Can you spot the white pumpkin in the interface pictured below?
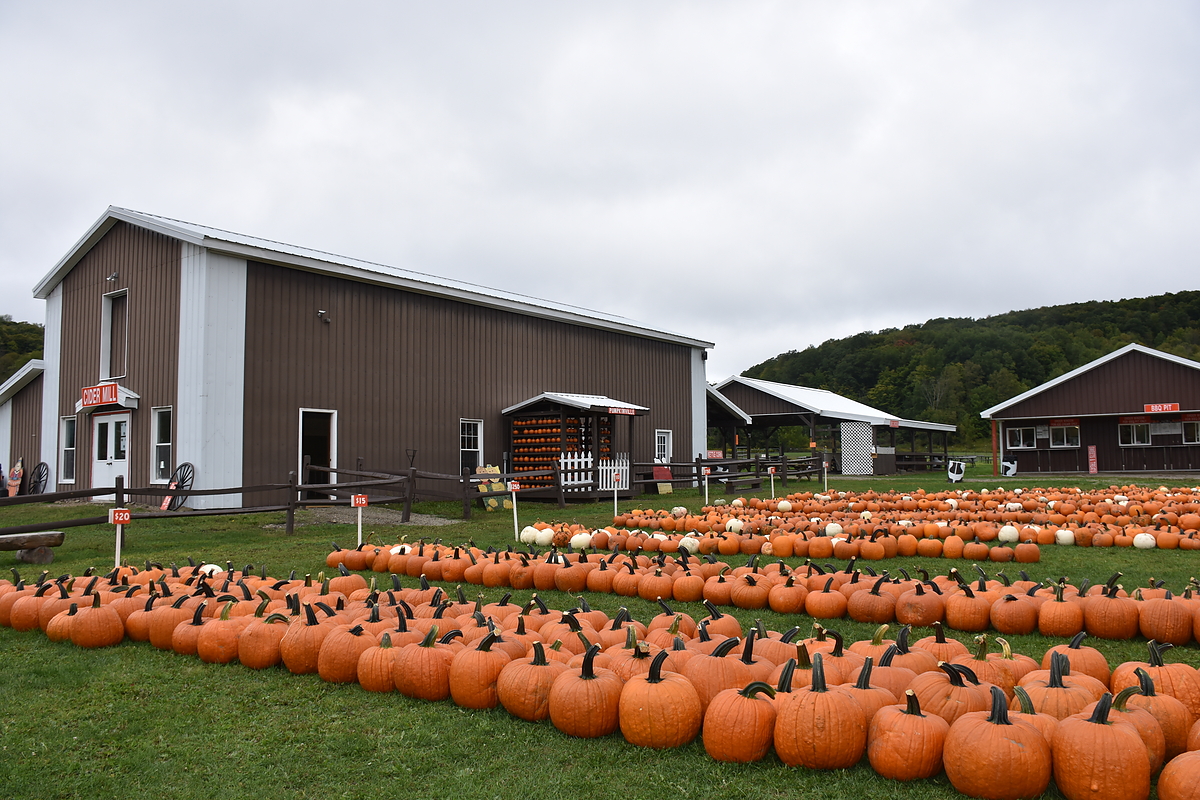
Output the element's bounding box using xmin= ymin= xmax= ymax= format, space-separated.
xmin=897 ymin=519 xmax=915 ymax=527
xmin=776 ymin=500 xmax=793 ymax=513
xmin=677 ymin=536 xmax=700 ymax=554
xmin=519 ymin=525 xmax=540 ymax=544
xmin=731 ymin=498 xmax=745 ymax=508
xmin=1055 ymin=529 xmax=1076 ymax=546
xmin=726 ymin=519 xmax=745 ymax=535
xmin=997 ymin=525 xmax=1020 ymax=543
xmin=671 ymin=506 xmax=688 ymax=518
xmin=946 ymin=498 xmax=959 ymax=510
xmin=197 ymin=563 xmax=222 ymax=577
xmin=389 ymin=544 xmax=411 ymax=555
xmin=534 ymin=527 xmax=556 ymax=547
xmin=860 ymin=511 xmax=872 ymax=520
xmin=1133 ymin=533 xmax=1158 ymax=550
xmin=569 ymin=532 xmax=593 ymax=550
xmin=825 ymin=522 xmax=844 ymax=537
xmin=1005 ymin=502 xmax=1024 ymax=513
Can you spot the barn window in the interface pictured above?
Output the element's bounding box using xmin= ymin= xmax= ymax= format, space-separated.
xmin=1185 ymin=421 xmax=1200 ymax=444
xmin=1005 ymin=427 xmax=1036 ymax=449
xmin=60 ymin=417 xmax=76 ymax=484
xmin=460 ymin=419 xmax=482 ymax=473
xmin=151 ymin=407 xmax=173 ymax=483
xmin=100 ymin=289 xmax=128 ymax=380
xmin=1049 ymin=425 xmax=1079 ymax=448
xmin=1119 ymin=423 xmax=1150 ymax=446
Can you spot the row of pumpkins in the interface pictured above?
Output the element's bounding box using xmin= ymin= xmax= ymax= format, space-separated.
xmin=329 ymin=538 xmax=1200 ymax=645
xmin=2 ymin=563 xmax=1199 ymax=800
xmin=604 ymin=483 xmax=1200 ymax=554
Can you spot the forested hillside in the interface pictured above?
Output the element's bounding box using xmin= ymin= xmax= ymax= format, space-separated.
xmin=743 ymin=291 xmax=1200 ymax=446
xmin=0 ymin=315 xmax=44 ymax=385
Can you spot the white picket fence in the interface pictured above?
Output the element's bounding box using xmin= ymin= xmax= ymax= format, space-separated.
xmin=559 ymin=451 xmax=629 ymax=492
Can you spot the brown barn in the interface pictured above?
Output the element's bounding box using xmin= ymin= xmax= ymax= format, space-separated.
xmin=980 ymin=343 xmax=1200 ymax=474
xmin=3 ymin=207 xmax=713 ymax=507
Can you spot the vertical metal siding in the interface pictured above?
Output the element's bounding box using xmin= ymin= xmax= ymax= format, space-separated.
xmin=242 ymin=261 xmax=695 ymax=499
xmin=1000 ymin=350 xmax=1200 ymax=418
xmin=8 ymin=374 xmax=43 ymax=472
xmin=56 ymin=222 xmax=180 ymax=493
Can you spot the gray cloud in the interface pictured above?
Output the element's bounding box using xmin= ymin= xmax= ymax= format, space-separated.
xmin=2 ymin=1 xmax=1197 ymax=381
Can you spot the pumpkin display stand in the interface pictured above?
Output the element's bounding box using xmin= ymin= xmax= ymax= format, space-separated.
xmin=502 ymin=392 xmax=644 ymax=501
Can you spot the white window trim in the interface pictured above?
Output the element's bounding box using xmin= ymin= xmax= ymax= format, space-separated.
xmin=460 ymin=418 xmax=483 ymax=472
xmin=1184 ymin=421 xmax=1200 ymax=445
xmin=59 ymin=416 xmax=77 ymax=484
xmin=1006 ymin=426 xmax=1036 ymax=449
xmin=99 ymin=289 xmax=129 ymax=381
xmin=150 ymin=406 xmax=173 ymax=484
xmin=1049 ymin=425 xmax=1080 ymax=449
xmin=1118 ymin=422 xmax=1151 ymax=447
xmin=655 ymin=429 xmax=673 ymax=463
xmin=297 ymin=407 xmax=338 ymax=485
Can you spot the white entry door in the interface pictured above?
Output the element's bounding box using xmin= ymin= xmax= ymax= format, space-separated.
xmin=93 ymin=412 xmax=130 ymax=497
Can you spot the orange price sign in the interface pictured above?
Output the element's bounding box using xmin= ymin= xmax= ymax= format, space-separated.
xmin=351 ymin=494 xmax=368 ymax=507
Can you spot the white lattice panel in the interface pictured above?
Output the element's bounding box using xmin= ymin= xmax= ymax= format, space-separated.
xmin=840 ymin=421 xmax=874 ymax=475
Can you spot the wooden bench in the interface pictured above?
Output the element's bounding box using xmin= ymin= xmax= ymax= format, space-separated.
xmin=0 ymin=531 xmax=65 ymax=564
xmin=720 ymin=476 xmax=762 ymax=493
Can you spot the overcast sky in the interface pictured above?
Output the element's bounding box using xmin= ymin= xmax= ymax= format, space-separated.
xmin=2 ymin=1 xmax=1198 ymax=380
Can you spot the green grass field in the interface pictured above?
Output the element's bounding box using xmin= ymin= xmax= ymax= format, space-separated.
xmin=2 ymin=474 xmax=1197 ymax=799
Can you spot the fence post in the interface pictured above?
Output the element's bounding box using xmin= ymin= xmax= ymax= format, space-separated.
xmin=554 ymin=465 xmax=565 ymax=508
xmin=402 ymin=468 xmax=415 ymax=523
xmin=115 ymin=475 xmax=125 ymax=547
xmin=286 ymin=471 xmax=296 ymax=535
xmin=461 ymin=468 xmax=473 ymax=521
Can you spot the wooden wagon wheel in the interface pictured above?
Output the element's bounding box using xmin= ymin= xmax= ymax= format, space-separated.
xmin=28 ymin=462 xmax=50 ymax=494
xmin=166 ymin=462 xmax=195 ymax=511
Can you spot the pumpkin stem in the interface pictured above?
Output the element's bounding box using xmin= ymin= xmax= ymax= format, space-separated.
xmin=579 ymin=644 xmax=601 ymax=679
xmin=645 ymin=649 xmax=671 ymax=684
xmin=902 ymin=689 xmax=924 ymax=716
xmin=712 ymin=637 xmax=741 ymax=659
xmin=1112 ymin=685 xmax=1140 ymax=712
xmin=985 ymin=685 xmax=1013 ymax=725
xmin=1013 ymin=685 xmax=1037 ymax=715
xmin=739 ymin=681 xmax=777 ymax=700
xmin=853 ymin=656 xmax=875 ymax=690
xmin=1086 ymin=692 xmax=1114 ymax=724
xmin=1134 ymin=667 xmax=1158 ymax=697
xmin=809 ymin=652 xmax=828 ymax=692
xmin=775 ymin=659 xmax=797 ymax=693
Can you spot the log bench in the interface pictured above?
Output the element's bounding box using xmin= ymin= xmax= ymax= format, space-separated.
xmin=0 ymin=531 xmax=65 ymax=564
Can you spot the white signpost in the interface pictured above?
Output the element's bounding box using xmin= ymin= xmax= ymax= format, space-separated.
xmin=509 ymin=481 xmax=521 ymax=541
xmin=768 ymin=465 xmax=776 ymax=498
xmin=109 ymin=507 xmax=131 ymax=568
xmin=612 ymin=471 xmax=622 ymax=520
xmin=351 ymin=494 xmax=369 ymax=546
xmin=702 ymin=466 xmax=711 ymax=505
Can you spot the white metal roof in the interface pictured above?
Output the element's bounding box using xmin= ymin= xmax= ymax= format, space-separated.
xmin=979 ymin=343 xmax=1200 ymax=419
xmin=502 ymin=392 xmax=650 ymax=415
xmin=716 ymin=375 xmax=957 ymax=432
xmin=33 ymin=206 xmax=714 ymax=350
xmin=0 ymin=359 xmax=44 ymax=406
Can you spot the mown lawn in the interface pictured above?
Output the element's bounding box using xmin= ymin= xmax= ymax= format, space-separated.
xmin=2 ymin=474 xmax=1197 ymax=799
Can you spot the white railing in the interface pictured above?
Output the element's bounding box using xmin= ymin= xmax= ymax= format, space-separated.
xmin=559 ymin=451 xmax=629 ymax=492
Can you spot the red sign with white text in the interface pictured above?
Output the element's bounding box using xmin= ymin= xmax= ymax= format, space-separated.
xmin=607 ymin=407 xmax=635 ymax=416
xmin=351 ymin=494 xmax=368 ymax=508
xmin=1087 ymin=446 xmax=1098 ymax=475
xmin=1144 ymin=403 xmax=1180 ymax=413
xmin=109 ymin=507 xmax=131 ymax=525
xmin=82 ymin=383 xmax=119 ymax=407
xmin=1119 ymin=416 xmax=1151 ymax=425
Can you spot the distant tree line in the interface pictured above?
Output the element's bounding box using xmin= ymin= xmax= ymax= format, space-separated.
xmin=742 ymin=291 xmax=1200 ymax=447
xmin=0 ymin=315 xmax=44 ymax=385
